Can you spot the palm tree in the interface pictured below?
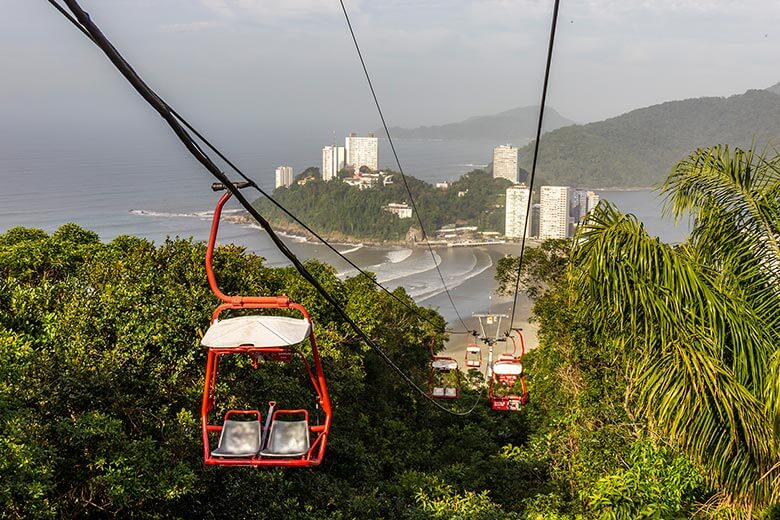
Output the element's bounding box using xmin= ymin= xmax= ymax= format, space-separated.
xmin=570 ymin=145 xmax=780 ymax=514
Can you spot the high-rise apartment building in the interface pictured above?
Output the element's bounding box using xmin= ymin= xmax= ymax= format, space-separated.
xmin=322 ymin=145 xmax=345 ymax=181
xmin=539 ymin=186 xmax=571 ymax=239
xmin=505 ymin=184 xmax=531 ymax=239
xmin=493 ymin=144 xmax=519 ymax=183
xmin=586 ymin=191 xmax=600 ymax=213
xmin=275 ymin=165 xmax=294 ymax=189
xmin=345 ymin=132 xmax=378 ymax=171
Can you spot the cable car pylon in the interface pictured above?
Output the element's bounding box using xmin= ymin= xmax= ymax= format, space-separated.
xmin=473 ymin=313 xmax=508 ymax=379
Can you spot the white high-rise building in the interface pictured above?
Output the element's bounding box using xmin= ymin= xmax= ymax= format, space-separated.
xmin=322 ymin=145 xmax=345 ymax=181
xmin=586 ymin=191 xmax=600 ymax=213
xmin=539 ymin=186 xmax=571 ymax=239
xmin=505 ymin=184 xmax=531 ymax=239
xmin=275 ymin=166 xmax=294 ymax=189
xmin=493 ymin=144 xmax=519 ymax=183
xmin=345 ymin=132 xmax=378 ymax=171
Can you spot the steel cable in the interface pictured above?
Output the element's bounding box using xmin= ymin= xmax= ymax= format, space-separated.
xmin=48 ymin=0 xmax=483 ymax=416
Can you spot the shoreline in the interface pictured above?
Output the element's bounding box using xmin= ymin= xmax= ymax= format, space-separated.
xmin=224 ymin=213 xmax=536 ymax=250
xmin=224 ymin=213 xmax=410 ymax=247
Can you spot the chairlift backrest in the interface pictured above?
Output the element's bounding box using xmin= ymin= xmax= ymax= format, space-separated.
xmin=431 ymin=358 xmax=458 ymax=370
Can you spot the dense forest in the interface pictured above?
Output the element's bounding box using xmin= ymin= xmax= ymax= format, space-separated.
xmin=517 ymin=88 xmax=780 ymax=188
xmin=253 ymin=169 xmax=512 ymax=242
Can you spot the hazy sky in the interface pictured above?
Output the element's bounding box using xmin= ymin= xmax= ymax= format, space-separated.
xmin=2 ymin=0 xmax=779 ymax=142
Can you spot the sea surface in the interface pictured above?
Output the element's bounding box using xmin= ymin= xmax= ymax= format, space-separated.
xmin=0 ymin=133 xmax=688 ymax=324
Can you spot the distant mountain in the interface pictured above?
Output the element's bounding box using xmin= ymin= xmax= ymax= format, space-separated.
xmin=378 ymin=106 xmax=574 ymax=141
xmin=518 ymin=89 xmax=780 ymax=188
xmin=767 ymin=82 xmax=780 ymax=95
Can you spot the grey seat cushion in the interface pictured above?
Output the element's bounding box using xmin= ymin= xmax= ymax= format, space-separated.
xmin=260 ymin=420 xmax=310 ymax=458
xmin=212 ymin=419 xmax=262 ymax=457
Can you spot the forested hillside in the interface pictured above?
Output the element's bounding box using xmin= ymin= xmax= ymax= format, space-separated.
xmin=767 ymin=82 xmax=780 ymax=95
xmin=378 ymin=106 xmax=573 ymax=141
xmin=0 ymin=225 xmax=541 ymax=518
xmin=254 ymin=169 xmax=511 ymax=242
xmin=517 ymin=89 xmax=780 ymax=187
xmin=0 ymin=223 xmax=718 ymax=519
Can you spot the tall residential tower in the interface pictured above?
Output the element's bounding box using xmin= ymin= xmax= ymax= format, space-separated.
xmin=493 ymin=144 xmax=518 ymax=183
xmin=275 ymin=166 xmax=294 ymax=189
xmin=505 ymin=184 xmax=531 ymax=239
xmin=539 ymin=186 xmax=570 ymax=239
xmin=322 ymin=145 xmax=346 ymax=181
xmin=345 ymin=132 xmax=378 ymax=171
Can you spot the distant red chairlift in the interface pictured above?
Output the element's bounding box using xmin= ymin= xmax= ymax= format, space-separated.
xmin=488 ymin=330 xmax=528 ymax=412
xmin=200 ymin=183 xmax=332 ymax=467
xmin=465 ymin=343 xmax=482 ymax=368
xmin=428 ymin=356 xmax=461 ymax=399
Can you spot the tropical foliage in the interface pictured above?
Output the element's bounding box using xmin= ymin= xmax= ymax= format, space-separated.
xmin=0 ymin=225 xmax=538 ymax=518
xmin=495 ymin=144 xmax=780 ymax=517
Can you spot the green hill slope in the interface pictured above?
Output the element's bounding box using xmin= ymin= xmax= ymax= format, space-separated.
xmin=519 ymin=89 xmax=780 ymax=188
xmin=379 ymin=105 xmax=574 ymax=141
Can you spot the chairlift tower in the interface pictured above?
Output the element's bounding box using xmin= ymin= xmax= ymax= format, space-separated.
xmin=473 ymin=313 xmax=509 ymax=378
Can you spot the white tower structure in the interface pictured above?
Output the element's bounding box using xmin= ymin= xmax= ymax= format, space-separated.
xmin=586 ymin=191 xmax=600 ymax=213
xmin=493 ymin=144 xmax=519 ymax=183
xmin=539 ymin=186 xmax=571 ymax=239
xmin=322 ymin=145 xmax=346 ymax=181
xmin=345 ymin=132 xmax=378 ymax=171
xmin=275 ymin=166 xmax=294 ymax=189
xmin=505 ymin=184 xmax=531 ymax=239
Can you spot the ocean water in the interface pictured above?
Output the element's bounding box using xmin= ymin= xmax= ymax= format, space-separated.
xmin=0 ymin=133 xmax=688 ymax=324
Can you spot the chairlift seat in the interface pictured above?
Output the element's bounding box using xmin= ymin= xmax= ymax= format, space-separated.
xmin=431 ymin=358 xmax=458 ymax=370
xmin=202 ymin=315 xmax=311 ymax=348
xmin=212 ymin=419 xmax=262 ymax=457
xmin=493 ymin=362 xmax=523 ymax=376
xmin=432 ymin=387 xmax=458 ymax=398
xmin=260 ymin=418 xmax=310 ymax=458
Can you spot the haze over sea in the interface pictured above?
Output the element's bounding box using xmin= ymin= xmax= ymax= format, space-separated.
xmin=0 ymin=128 xmax=688 ymax=323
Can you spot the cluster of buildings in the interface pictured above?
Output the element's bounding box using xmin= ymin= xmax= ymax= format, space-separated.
xmin=493 ymin=144 xmax=600 ymax=240
xmin=275 ymin=138 xmax=599 ymax=240
xmin=275 ymin=132 xmax=380 ymax=189
xmin=505 ymin=184 xmax=600 ymax=240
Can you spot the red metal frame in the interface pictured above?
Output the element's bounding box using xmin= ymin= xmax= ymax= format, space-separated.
xmin=200 ymin=189 xmax=332 ymax=467
xmin=427 ymin=358 xmax=461 ymax=399
xmin=464 ymin=342 xmax=482 ymax=368
xmin=489 ymin=329 xmax=528 ymax=412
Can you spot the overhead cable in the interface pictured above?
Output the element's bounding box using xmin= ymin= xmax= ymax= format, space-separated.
xmin=338 ymin=0 xmax=472 ymax=333
xmin=48 ymin=0 xmax=481 ymax=415
xmin=45 ymin=0 xmax=471 ymax=336
xmin=508 ymin=0 xmax=562 ymax=330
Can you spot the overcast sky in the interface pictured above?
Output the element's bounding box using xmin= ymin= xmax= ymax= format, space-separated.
xmin=2 ymin=0 xmax=779 ymax=142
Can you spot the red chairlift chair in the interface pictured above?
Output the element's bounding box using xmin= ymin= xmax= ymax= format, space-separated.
xmin=427 ymin=338 xmax=461 ymax=399
xmin=200 ymin=182 xmax=332 ymax=467
xmin=464 ymin=342 xmax=482 ymax=369
xmin=488 ymin=329 xmax=528 ymax=411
